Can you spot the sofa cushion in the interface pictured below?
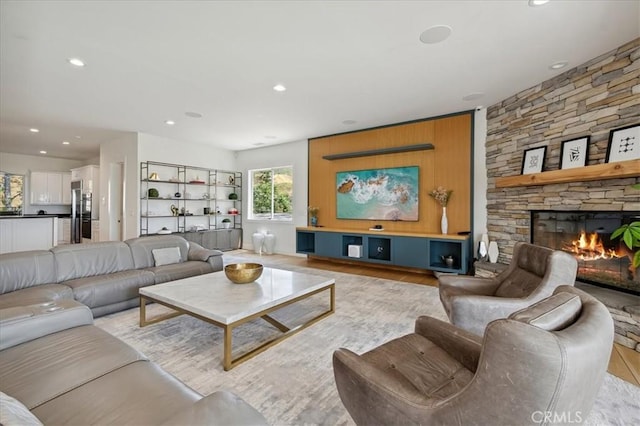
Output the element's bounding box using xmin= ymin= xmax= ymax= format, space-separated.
xmin=0 ymin=284 xmax=74 ymax=310
xmin=148 ymin=261 xmax=215 ymax=284
xmin=31 ymin=361 xmax=200 ymax=425
xmin=126 ymin=236 xmax=189 ymax=269
xmin=64 ymin=270 xmax=155 ymax=309
xmin=0 ymin=250 xmax=57 ymax=295
xmin=52 ymin=242 xmax=135 ymax=282
xmin=0 ymin=392 xmax=43 ymax=426
xmin=152 ymin=247 xmax=182 ymax=266
xmin=510 ymin=292 xmax=582 ymax=331
xmin=0 ymin=325 xmax=146 ymax=410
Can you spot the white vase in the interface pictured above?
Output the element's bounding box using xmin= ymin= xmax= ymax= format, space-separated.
xmin=488 ymin=241 xmax=499 ymax=263
xmin=252 ymin=232 xmax=265 ymax=255
xmin=264 ymin=233 xmax=276 ymax=255
xmin=441 ymin=207 xmax=448 ymax=235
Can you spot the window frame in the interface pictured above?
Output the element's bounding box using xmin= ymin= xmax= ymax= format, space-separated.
xmin=248 ymin=165 xmax=293 ymax=222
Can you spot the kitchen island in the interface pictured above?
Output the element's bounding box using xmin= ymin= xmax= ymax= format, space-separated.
xmin=0 ymin=215 xmax=58 ymax=254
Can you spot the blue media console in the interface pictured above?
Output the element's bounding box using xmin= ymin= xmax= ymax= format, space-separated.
xmin=296 ymin=227 xmax=472 ymax=274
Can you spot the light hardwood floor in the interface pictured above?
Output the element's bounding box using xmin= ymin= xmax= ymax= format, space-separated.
xmin=276 ymin=253 xmax=640 ymax=387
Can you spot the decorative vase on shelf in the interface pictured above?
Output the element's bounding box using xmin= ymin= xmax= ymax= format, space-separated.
xmin=310 ymin=216 xmax=318 ymax=227
xmin=440 ymin=207 xmax=448 ymax=235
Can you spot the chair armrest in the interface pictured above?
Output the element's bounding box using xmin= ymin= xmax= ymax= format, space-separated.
xmin=414 ymin=316 xmax=482 ymax=372
xmin=159 ymin=390 xmax=268 ymax=426
xmin=0 ymin=300 xmax=93 ymax=351
xmin=438 ymin=275 xmax=500 ymax=295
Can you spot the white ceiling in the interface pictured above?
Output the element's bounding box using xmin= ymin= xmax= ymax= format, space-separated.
xmin=1 ymin=1 xmax=638 ymax=161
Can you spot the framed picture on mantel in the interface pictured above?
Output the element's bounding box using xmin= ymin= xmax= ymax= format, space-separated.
xmin=521 ymin=146 xmax=546 ymax=175
xmin=606 ymin=124 xmax=640 ymax=163
xmin=560 ymin=136 xmax=589 ymax=170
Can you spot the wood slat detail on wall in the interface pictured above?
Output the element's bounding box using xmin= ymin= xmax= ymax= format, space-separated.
xmin=308 ymin=113 xmax=472 ymax=234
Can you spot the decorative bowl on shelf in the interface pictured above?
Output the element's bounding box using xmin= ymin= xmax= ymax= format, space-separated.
xmin=224 ymin=263 xmax=263 ymax=284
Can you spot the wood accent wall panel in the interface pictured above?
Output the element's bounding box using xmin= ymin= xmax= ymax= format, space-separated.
xmin=309 ymin=113 xmax=472 ymax=234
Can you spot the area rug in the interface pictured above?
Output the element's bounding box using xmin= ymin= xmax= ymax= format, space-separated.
xmin=95 ymin=252 xmax=640 ymax=426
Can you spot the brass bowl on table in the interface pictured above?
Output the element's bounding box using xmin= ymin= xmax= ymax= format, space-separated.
xmin=224 ymin=263 xmax=263 ymax=284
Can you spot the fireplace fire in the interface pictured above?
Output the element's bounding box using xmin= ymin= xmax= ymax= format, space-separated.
xmin=565 ymin=230 xmax=621 ymax=261
xmin=531 ymin=211 xmax=640 ymax=295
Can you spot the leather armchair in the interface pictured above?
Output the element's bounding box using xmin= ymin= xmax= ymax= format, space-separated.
xmin=333 ymin=286 xmax=613 ymax=426
xmin=438 ymin=241 xmax=578 ymax=336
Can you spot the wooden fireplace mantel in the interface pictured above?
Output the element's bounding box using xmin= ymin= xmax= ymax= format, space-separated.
xmin=495 ymin=159 xmax=640 ymax=188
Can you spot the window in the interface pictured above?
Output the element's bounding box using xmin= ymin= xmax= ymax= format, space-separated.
xmin=0 ymin=172 xmax=24 ymax=215
xmin=249 ymin=166 xmax=293 ymax=221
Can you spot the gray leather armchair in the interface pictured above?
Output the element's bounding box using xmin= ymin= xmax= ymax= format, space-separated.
xmin=333 ymin=286 xmax=613 ymax=426
xmin=438 ymin=241 xmax=578 ymax=336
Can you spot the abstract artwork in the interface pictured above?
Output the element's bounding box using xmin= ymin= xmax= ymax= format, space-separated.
xmin=606 ymin=124 xmax=640 ymax=163
xmin=336 ymin=166 xmax=419 ymax=221
xmin=521 ymin=146 xmax=546 ymax=175
xmin=560 ymin=136 xmax=589 ymax=169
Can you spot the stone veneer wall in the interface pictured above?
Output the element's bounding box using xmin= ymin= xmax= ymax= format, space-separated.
xmin=485 ymin=38 xmax=640 ymax=262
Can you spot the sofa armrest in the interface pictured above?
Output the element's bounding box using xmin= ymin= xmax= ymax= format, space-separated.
xmin=0 ymin=300 xmax=93 ymax=351
xmin=437 ymin=275 xmax=500 ymax=295
xmin=159 ymin=390 xmax=268 ymax=426
xmin=188 ymin=242 xmax=223 ymax=261
xmin=414 ymin=316 xmax=482 ymax=372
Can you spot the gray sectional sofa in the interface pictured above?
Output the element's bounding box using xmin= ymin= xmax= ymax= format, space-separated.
xmin=0 ymin=235 xmax=223 ymax=317
xmin=0 ymin=300 xmax=267 ymax=425
xmin=0 ymin=236 xmax=268 ymax=425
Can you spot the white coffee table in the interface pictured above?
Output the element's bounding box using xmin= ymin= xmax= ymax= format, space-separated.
xmin=139 ymin=267 xmax=335 ymax=370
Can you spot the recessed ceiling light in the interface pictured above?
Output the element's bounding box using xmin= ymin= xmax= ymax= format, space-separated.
xmin=165 ymin=120 xmax=175 ymax=125
xmin=29 ymin=128 xmax=39 ymax=133
xmin=273 ymin=84 xmax=287 ymax=92
xmin=419 ymin=25 xmax=452 ymax=44
xmin=549 ymin=61 xmax=568 ymax=70
xmin=528 ymin=0 xmax=550 ymax=6
xmin=67 ymin=57 xmax=85 ymax=67
xmin=342 ymin=120 xmax=357 ymax=125
xmin=39 ymin=150 xmax=47 ymax=154
xmin=463 ymin=92 xmax=485 ymax=101
xmin=62 ymin=141 xmax=70 ymax=145
xmin=185 ymin=111 xmax=203 ymax=118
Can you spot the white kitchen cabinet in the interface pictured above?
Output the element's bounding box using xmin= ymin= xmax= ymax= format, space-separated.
xmin=61 ymin=173 xmax=72 ymax=204
xmin=30 ymin=172 xmax=67 ymax=205
xmin=70 ymin=165 xmax=99 ymax=194
xmin=0 ymin=217 xmax=58 ymax=254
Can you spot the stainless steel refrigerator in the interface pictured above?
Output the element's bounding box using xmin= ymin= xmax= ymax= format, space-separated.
xmin=70 ymin=180 xmax=82 ymax=243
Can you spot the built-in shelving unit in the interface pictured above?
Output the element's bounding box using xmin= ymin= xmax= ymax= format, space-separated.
xmin=140 ymin=161 xmax=242 ymax=248
xmin=296 ymin=227 xmax=471 ymax=274
xmin=495 ymin=159 xmax=640 ymax=188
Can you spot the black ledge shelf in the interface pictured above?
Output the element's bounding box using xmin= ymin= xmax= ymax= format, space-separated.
xmin=322 ymin=143 xmax=434 ymax=160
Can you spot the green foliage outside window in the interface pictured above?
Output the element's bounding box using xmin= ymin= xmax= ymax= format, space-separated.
xmin=0 ymin=172 xmax=24 ymax=214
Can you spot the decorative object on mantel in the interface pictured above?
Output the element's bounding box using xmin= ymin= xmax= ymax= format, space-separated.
xmin=479 ymin=233 xmax=490 ymax=261
xmin=488 ymin=241 xmax=499 ymax=263
xmin=521 ymin=146 xmax=546 ymax=175
xmin=429 ymin=186 xmax=452 ymax=234
xmin=560 ymin=136 xmax=589 ymax=170
xmin=606 ymin=124 xmax=640 ymax=163
xmin=478 ymin=240 xmax=488 ymax=261
xmin=308 ymin=206 xmax=319 ymax=227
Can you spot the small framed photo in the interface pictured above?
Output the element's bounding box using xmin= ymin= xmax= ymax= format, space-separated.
xmin=560 ymin=136 xmax=589 ymax=169
xmin=606 ymin=124 xmax=640 ymax=163
xmin=521 ymin=146 xmax=547 ymax=175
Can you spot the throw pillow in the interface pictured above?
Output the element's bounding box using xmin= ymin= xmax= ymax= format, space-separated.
xmin=152 ymin=247 xmax=182 ymax=267
xmin=0 ymin=392 xmax=43 ymax=426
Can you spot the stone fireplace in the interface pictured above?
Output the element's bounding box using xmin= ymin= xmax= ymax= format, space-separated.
xmin=531 ymin=210 xmax=640 ymax=295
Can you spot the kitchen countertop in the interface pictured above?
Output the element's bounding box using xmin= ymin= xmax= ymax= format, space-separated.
xmin=0 ymin=215 xmax=60 ymax=219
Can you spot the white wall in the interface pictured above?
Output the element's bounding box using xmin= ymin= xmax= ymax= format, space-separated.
xmin=99 ymin=133 xmax=139 ymax=240
xmin=236 ymin=140 xmax=308 ymax=255
xmin=473 ymin=108 xmax=488 ymax=255
xmin=0 ymin=152 xmax=85 ymax=215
